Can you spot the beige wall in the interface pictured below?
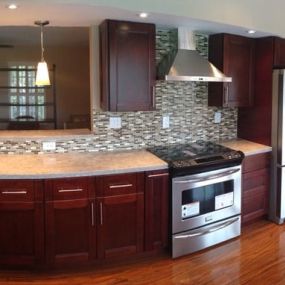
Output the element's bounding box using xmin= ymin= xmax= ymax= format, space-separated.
xmin=0 ymin=44 xmax=90 ymax=129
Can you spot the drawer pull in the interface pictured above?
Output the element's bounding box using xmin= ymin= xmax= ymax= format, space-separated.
xmin=109 ymin=184 xmax=133 ymax=189
xmin=91 ymin=202 xmax=95 ymax=227
xmin=58 ymin=188 xmax=83 ymax=193
xmin=1 ymin=190 xmax=27 ymax=195
xmin=100 ymin=202 xmax=103 ymax=225
xmin=148 ymin=173 xmax=169 ymax=178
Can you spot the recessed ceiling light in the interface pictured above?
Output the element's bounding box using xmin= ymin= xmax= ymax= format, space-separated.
xmin=6 ymin=3 xmax=18 ymax=9
xmin=139 ymin=12 xmax=148 ymax=18
xmin=247 ymin=30 xmax=256 ymax=34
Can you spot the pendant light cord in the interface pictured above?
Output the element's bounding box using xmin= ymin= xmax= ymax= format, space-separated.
xmin=41 ymin=24 xmax=45 ymax=61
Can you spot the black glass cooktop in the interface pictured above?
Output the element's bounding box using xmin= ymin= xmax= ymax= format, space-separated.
xmin=148 ymin=140 xmax=244 ymax=176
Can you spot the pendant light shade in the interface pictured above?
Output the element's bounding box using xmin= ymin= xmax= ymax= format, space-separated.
xmin=35 ymin=20 xmax=50 ymax=86
xmin=36 ymin=61 xmax=50 ymax=86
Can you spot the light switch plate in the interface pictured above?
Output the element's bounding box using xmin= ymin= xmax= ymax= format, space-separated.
xmin=214 ymin=112 xmax=222 ymax=124
xmin=42 ymin=141 xmax=56 ymax=151
xmin=162 ymin=115 xmax=170 ymax=129
xmin=109 ymin=117 xmax=122 ymax=129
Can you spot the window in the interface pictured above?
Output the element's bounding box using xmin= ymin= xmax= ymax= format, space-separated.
xmin=9 ymin=65 xmax=45 ymax=120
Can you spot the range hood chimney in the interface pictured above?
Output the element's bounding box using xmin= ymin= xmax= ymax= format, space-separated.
xmin=157 ymin=28 xmax=232 ymax=82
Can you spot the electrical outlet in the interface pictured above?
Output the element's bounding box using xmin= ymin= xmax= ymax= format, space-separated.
xmin=109 ymin=117 xmax=122 ymax=129
xmin=42 ymin=141 xmax=56 ymax=151
xmin=214 ymin=112 xmax=222 ymax=124
xmin=162 ymin=115 xmax=170 ymax=129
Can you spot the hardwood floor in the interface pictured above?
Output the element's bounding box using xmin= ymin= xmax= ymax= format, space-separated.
xmin=1 ymin=219 xmax=285 ymax=284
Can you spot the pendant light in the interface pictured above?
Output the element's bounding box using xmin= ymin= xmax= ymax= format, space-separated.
xmin=35 ymin=20 xmax=50 ymax=86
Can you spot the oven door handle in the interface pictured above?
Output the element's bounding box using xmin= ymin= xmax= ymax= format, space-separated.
xmin=174 ymin=168 xmax=240 ymax=184
xmin=174 ymin=217 xmax=239 ymax=239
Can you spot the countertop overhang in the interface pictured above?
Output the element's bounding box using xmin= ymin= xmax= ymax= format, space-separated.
xmin=1 ymin=150 xmax=168 ymax=179
xmin=219 ymin=139 xmax=272 ymax=156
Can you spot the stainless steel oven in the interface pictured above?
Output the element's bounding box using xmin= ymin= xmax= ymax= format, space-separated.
xmin=148 ymin=141 xmax=244 ymax=258
xmin=172 ymin=165 xmax=241 ymax=258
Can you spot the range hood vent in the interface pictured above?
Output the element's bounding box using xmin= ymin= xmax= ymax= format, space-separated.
xmin=157 ymin=28 xmax=232 ymax=82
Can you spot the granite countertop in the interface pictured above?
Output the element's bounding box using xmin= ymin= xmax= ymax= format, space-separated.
xmin=0 ymin=150 xmax=167 ymax=179
xmin=219 ymin=139 xmax=272 ymax=156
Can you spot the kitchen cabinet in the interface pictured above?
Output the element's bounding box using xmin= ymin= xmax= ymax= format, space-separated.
xmin=238 ymin=37 xmax=285 ymax=145
xmin=145 ymin=170 xmax=169 ymax=251
xmin=45 ymin=177 xmax=96 ymax=266
xmin=0 ymin=168 xmax=169 ymax=268
xmin=0 ymin=180 xmax=44 ymax=267
xmin=208 ymin=33 xmax=255 ymax=107
xmin=99 ymin=20 xmax=156 ymax=111
xmin=273 ymin=37 xmax=285 ymax=67
xmin=96 ymin=173 xmax=144 ymax=259
xmin=241 ymin=153 xmax=270 ymax=224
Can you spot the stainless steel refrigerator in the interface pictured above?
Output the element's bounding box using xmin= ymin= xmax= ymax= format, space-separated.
xmin=270 ymin=69 xmax=285 ymax=224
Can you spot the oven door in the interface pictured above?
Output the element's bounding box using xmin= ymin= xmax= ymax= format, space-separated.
xmin=172 ymin=165 xmax=241 ymax=234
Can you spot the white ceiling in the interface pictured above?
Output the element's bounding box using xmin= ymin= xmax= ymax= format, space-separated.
xmin=0 ymin=0 xmax=283 ymax=37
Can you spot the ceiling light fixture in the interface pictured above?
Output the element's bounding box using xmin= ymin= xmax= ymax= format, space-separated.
xmin=7 ymin=3 xmax=18 ymax=9
xmin=247 ymin=30 xmax=256 ymax=34
xmin=139 ymin=12 xmax=148 ymax=18
xmin=34 ymin=20 xmax=50 ymax=86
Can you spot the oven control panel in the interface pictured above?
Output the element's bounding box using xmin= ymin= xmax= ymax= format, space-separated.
xmin=182 ymin=202 xmax=200 ymax=219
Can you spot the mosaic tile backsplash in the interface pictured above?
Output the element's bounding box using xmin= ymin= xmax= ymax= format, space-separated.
xmin=0 ymin=30 xmax=237 ymax=154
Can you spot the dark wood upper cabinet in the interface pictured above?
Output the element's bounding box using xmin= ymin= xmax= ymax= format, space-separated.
xmin=0 ymin=180 xmax=44 ymax=267
xmin=45 ymin=177 xmax=96 ymax=267
xmin=273 ymin=37 xmax=285 ymax=67
xmin=99 ymin=20 xmax=156 ymax=111
xmin=144 ymin=170 xmax=169 ymax=251
xmin=208 ymin=34 xmax=255 ymax=107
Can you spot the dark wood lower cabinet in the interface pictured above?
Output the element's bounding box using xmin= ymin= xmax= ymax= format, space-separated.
xmin=145 ymin=171 xmax=169 ymax=251
xmin=242 ymin=153 xmax=270 ymax=224
xmin=0 ymin=171 xmax=169 ymax=268
xmin=45 ymin=178 xmax=96 ymax=266
xmin=0 ymin=180 xmax=44 ymax=267
xmin=96 ymin=193 xmax=144 ymax=259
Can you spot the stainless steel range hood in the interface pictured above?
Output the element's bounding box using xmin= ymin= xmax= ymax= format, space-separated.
xmin=157 ymin=28 xmax=232 ymax=82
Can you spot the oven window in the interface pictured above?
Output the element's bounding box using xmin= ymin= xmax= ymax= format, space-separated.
xmin=181 ymin=180 xmax=234 ymax=219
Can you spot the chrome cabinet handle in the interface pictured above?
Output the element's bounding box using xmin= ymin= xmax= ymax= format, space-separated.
xmin=58 ymin=188 xmax=83 ymax=193
xmin=100 ymin=202 xmax=103 ymax=225
xmin=1 ymin=190 xmax=27 ymax=195
xmin=174 ymin=217 xmax=239 ymax=239
xmin=91 ymin=202 xmax=95 ymax=227
xmin=224 ymin=84 xmax=229 ymax=105
xmin=148 ymin=173 xmax=169 ymax=178
xmin=152 ymin=86 xmax=155 ymax=108
xmin=175 ymin=168 xmax=240 ymax=184
xmin=109 ymin=184 xmax=133 ymax=189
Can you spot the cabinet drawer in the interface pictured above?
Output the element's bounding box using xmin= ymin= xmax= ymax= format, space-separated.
xmin=243 ymin=168 xmax=269 ymax=191
xmin=242 ymin=153 xmax=270 ymax=173
xmin=45 ymin=178 xmax=91 ymax=201
xmin=96 ymin=173 xmax=143 ymax=197
xmin=0 ymin=180 xmax=40 ymax=202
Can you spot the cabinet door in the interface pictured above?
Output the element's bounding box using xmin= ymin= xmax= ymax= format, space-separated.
xmin=209 ymin=34 xmax=254 ymax=107
xmin=45 ymin=178 xmax=96 ymax=266
xmin=241 ymin=153 xmax=270 ymax=225
xmin=0 ymin=180 xmax=44 ymax=266
xmin=97 ymin=193 xmax=144 ymax=259
xmin=145 ymin=171 xmax=169 ymax=251
xmin=100 ymin=20 xmax=155 ymax=111
xmin=273 ymin=37 xmax=285 ymax=68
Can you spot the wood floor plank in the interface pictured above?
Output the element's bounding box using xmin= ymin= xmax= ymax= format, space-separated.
xmin=0 ymin=220 xmax=285 ymax=285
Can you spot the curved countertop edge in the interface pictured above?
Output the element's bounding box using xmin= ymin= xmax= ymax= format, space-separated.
xmin=0 ymin=165 xmax=168 ymax=180
xmin=219 ymin=139 xmax=272 ymax=156
xmin=0 ymin=150 xmax=168 ymax=179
